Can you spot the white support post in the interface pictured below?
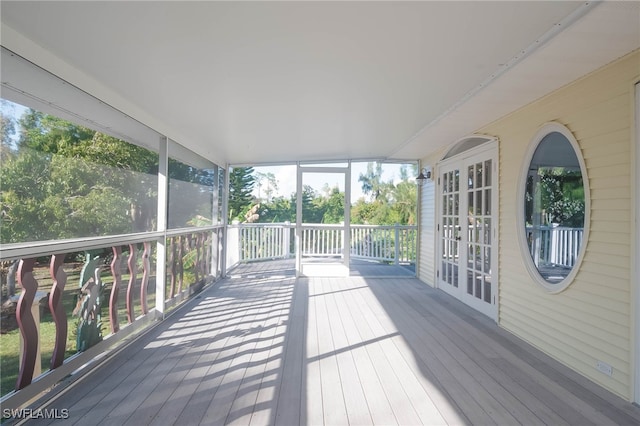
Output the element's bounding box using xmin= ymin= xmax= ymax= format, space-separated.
xmin=155 ymin=136 xmax=168 ymax=317
xmin=395 ymin=223 xmax=400 ymax=265
xmin=340 ymin=222 xmax=345 ymax=259
xmin=295 ymin=165 xmax=302 ymax=277
xmin=344 ymin=162 xmax=351 ymax=270
xmin=211 ymin=165 xmax=219 ymax=277
xmin=221 ymin=166 xmax=229 ymax=277
xmin=284 ymin=221 xmax=291 ymax=258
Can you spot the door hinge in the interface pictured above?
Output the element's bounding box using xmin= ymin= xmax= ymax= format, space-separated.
xmin=437 ymin=224 xmax=440 ymax=231
xmin=437 ymin=270 xmax=440 ymax=278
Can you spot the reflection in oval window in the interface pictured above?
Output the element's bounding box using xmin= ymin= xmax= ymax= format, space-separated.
xmin=525 ymin=131 xmax=585 ymax=284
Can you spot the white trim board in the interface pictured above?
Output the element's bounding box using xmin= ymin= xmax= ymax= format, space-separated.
xmin=634 ymin=82 xmax=640 ymax=404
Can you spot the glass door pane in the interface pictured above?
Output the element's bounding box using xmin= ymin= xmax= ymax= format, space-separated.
xmin=439 ymin=166 xmax=460 ymax=289
xmin=464 ymin=158 xmax=494 ymax=309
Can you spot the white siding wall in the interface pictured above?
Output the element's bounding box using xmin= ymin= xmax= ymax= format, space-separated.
xmin=418 ymin=178 xmax=436 ymax=286
xmin=480 ymin=51 xmax=640 ymax=400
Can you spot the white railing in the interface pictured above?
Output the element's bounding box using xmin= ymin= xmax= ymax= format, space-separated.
xmin=350 ymin=224 xmax=417 ymax=264
xmin=227 ymin=223 xmax=417 ymax=266
xmin=0 ymin=226 xmax=221 ymax=406
xmin=226 ymin=222 xmax=293 ymax=267
xmin=301 ymin=224 xmax=343 ymax=257
xmin=526 ymin=225 xmax=583 ymax=268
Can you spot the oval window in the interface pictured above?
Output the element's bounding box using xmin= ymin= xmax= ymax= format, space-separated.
xmin=521 ymin=124 xmax=589 ymax=291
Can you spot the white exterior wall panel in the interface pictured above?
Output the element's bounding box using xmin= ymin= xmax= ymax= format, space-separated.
xmin=418 ymin=179 xmax=436 ymax=286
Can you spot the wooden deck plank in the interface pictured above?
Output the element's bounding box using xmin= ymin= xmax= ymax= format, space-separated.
xmin=365 ymin=278 xmax=538 ymax=425
xmin=301 ymin=279 xmax=324 ymax=426
xmin=225 ymin=283 xmax=291 ymax=425
xmin=172 ymin=281 xmax=286 ymax=425
xmin=323 ymin=277 xmax=375 ymax=426
xmin=199 ymin=282 xmax=283 ymax=425
xmin=403 ymin=277 xmax=640 ymax=425
xmin=71 ymin=316 xmax=197 ymax=425
xmin=244 ymin=284 xmax=291 ymax=426
xmin=382 ymin=278 xmax=571 ymax=426
xmin=121 ymin=291 xmax=254 ymax=425
xmin=149 ymin=300 xmax=262 ymax=423
xmin=27 ymin=261 xmax=640 ymax=426
xmin=353 ymin=278 xmax=514 ymax=425
xmin=338 ymin=277 xmax=425 ymax=425
xmin=273 ymin=276 xmax=306 ymax=426
xmin=383 ymin=278 xmax=620 ymax=426
xmin=344 ymin=278 xmax=476 ymax=425
xmin=339 ymin=277 xmax=454 ymax=425
xmin=48 ymin=308 xmax=192 ymax=425
xmin=327 ymin=279 xmax=399 ymax=426
xmin=154 ymin=285 xmax=261 ymax=424
xmin=314 ymin=278 xmax=350 ymax=426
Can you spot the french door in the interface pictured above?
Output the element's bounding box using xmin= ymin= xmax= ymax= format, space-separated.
xmin=438 ymin=145 xmax=498 ymax=320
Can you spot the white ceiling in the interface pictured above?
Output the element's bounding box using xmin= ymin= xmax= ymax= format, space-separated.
xmin=1 ymin=1 xmax=639 ymax=166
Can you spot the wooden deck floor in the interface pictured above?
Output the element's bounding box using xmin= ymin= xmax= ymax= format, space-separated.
xmin=25 ymin=264 xmax=640 ymax=425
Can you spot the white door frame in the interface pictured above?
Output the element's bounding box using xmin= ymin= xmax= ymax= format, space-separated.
xmin=437 ymin=141 xmax=499 ymax=321
xmin=295 ymin=163 xmax=351 ymax=277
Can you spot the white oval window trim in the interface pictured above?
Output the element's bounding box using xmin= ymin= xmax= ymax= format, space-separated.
xmin=517 ymin=122 xmax=590 ymax=293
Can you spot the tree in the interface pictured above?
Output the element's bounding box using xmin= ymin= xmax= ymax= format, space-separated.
xmin=358 ymin=162 xmax=391 ymax=201
xmin=1 ymin=101 xmax=16 ymax=162
xmin=228 ymin=166 xmax=255 ymax=221
xmin=354 ymin=163 xmax=417 ymax=225
xmin=258 ymin=196 xmax=295 ymax=223
xmin=389 ymin=165 xmax=417 ymax=225
xmin=1 ymin=107 xmax=159 ymax=243
xmin=320 ymin=186 xmax=344 ymax=224
xmin=301 ymin=185 xmax=323 ymax=223
xmin=254 ymin=171 xmax=278 ymax=202
xmin=351 ymin=197 xmax=378 ymax=224
xmin=526 ymin=168 xmax=584 ymax=228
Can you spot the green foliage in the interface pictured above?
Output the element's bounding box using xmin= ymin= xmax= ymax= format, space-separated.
xmin=352 ymin=163 xmax=417 ymax=225
xmin=257 ymin=196 xmax=295 ymax=223
xmin=18 ymin=109 xmax=95 ymax=154
xmin=359 ymin=162 xmax=386 ymax=200
xmin=0 ymin=106 xmax=159 ymax=243
xmin=319 ymin=186 xmax=344 ymax=224
xmin=526 ymin=168 xmax=585 ymax=227
xmin=1 ymin=101 xmax=16 ymax=162
xmin=301 ymin=185 xmax=323 ymax=223
xmin=239 ymin=163 xmax=418 ymax=226
xmin=228 ymin=166 xmax=255 ymax=221
xmin=350 ymin=198 xmax=379 ymax=224
xmin=539 ymin=169 xmax=584 ymax=227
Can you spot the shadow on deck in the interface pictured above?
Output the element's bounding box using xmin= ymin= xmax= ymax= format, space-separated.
xmin=17 ymin=260 xmax=640 ymax=425
xmin=227 ymin=258 xmax=415 ymax=279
